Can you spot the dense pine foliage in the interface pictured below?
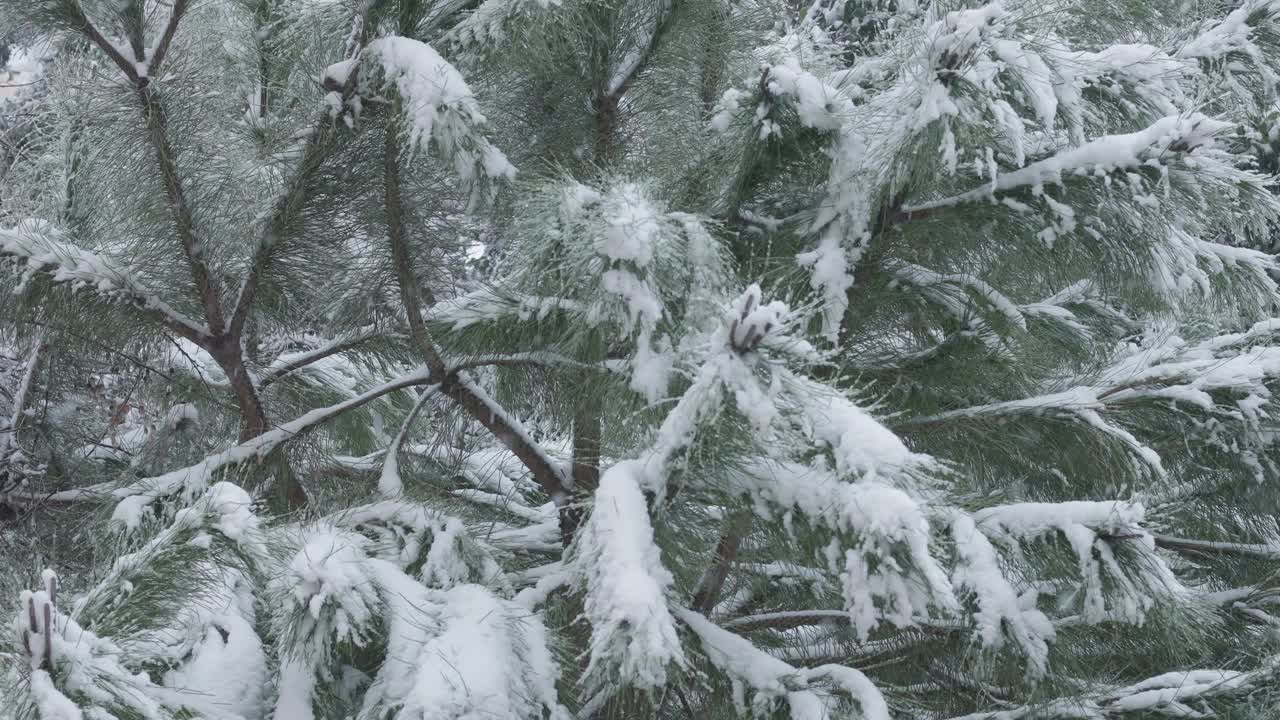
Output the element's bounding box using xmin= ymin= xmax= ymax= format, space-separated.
xmin=6 ymin=0 xmax=1280 ymax=718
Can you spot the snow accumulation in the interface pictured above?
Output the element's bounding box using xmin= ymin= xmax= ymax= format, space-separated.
xmin=12 ymin=565 xmax=263 ymax=720
xmin=1178 ymin=0 xmax=1280 ymax=61
xmin=333 ymin=36 xmax=515 ymax=182
xmin=902 ymin=114 xmax=1234 ymax=215
xmin=280 ymin=528 xmax=567 ymax=719
xmin=951 ymin=514 xmax=1054 ymax=676
xmin=736 ymin=460 xmax=956 ymax=640
xmin=0 ymin=220 xmax=207 ymax=337
xmin=573 ymin=460 xmax=686 ymax=688
xmin=975 ymin=501 xmax=1177 ymax=623
xmin=677 ymin=608 xmax=890 ymax=720
xmin=448 ymin=0 xmax=562 ymax=48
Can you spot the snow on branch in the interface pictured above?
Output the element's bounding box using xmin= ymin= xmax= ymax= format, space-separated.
xmin=947 ymin=665 xmax=1274 ymax=719
xmin=950 ymin=513 xmax=1055 ymax=677
xmin=734 ymin=460 xmax=957 ymax=640
xmin=10 ymin=483 xmax=266 ymax=720
xmin=900 ymin=114 xmax=1235 ymax=215
xmin=427 ymin=286 xmax=599 ymax=330
xmin=108 ymin=367 xmax=436 ymax=528
xmin=893 ymin=263 xmax=1027 ymax=330
xmin=377 ymin=386 xmax=437 ymax=497
xmin=330 ymin=36 xmax=515 ymax=184
xmin=258 ymin=325 xmax=391 ymax=388
xmin=447 ymin=0 xmax=562 ymax=49
xmin=571 ymin=460 xmax=686 ymax=690
xmin=327 ymin=500 xmax=506 ymax=590
xmin=1172 ymin=0 xmax=1280 ymax=64
xmin=10 ymin=570 xmax=202 ymax=720
xmin=676 ymin=608 xmax=890 ymax=720
xmin=899 ymin=386 xmax=1165 ymax=478
xmin=789 ymin=373 xmax=936 ymax=483
xmin=0 ymin=220 xmax=209 ymax=341
xmin=974 ymin=501 xmax=1180 ymax=624
xmin=276 ymin=527 xmax=567 ymax=720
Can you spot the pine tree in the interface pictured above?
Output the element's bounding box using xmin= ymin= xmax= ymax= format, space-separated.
xmin=6 ymin=0 xmax=1280 ymax=718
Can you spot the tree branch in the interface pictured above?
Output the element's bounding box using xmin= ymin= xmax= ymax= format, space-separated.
xmin=71 ymin=8 xmax=141 ymax=83
xmin=109 ymin=365 xmax=437 ymax=509
xmin=72 ymin=0 xmax=223 ymax=331
xmin=258 ymin=327 xmax=390 ymax=389
xmin=1153 ymin=535 xmax=1280 ymax=560
xmin=692 ymin=508 xmax=752 ymax=612
xmin=226 ymin=120 xmax=335 ymax=339
xmin=135 ymin=84 xmax=224 ymax=331
xmin=382 ymin=122 xmax=571 ymax=513
xmin=720 ymin=610 xmax=851 ymax=633
xmin=0 ymin=224 xmax=211 ymax=343
xmin=148 ymin=0 xmax=188 ymax=76
xmin=226 ymin=15 xmax=366 ymax=339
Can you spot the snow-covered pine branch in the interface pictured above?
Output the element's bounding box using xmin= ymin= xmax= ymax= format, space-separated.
xmin=8 ymin=0 xmax=1280 ymax=717
xmin=0 ymin=220 xmax=209 ymax=341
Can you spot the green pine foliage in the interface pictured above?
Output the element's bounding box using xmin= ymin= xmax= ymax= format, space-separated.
xmin=5 ymin=0 xmax=1280 ymax=718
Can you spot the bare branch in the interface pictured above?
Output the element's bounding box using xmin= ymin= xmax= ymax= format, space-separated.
xmin=692 ymin=509 xmax=752 ymax=612
xmin=1153 ymin=535 xmax=1280 ymax=560
xmin=71 ymin=8 xmax=141 ymax=83
xmin=148 ymin=0 xmax=189 ymax=76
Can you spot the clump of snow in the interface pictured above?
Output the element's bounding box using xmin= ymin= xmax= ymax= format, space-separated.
xmin=278 ymin=526 xmax=568 ymax=719
xmin=362 ymin=36 xmax=515 ymax=182
xmin=736 ymin=461 xmax=957 ymax=639
xmin=1178 ymin=0 xmax=1280 ymax=63
xmin=801 ymin=389 xmax=933 ymax=481
xmin=365 ymin=582 xmax=568 ymax=720
xmin=951 ymin=513 xmax=1054 ymax=676
xmin=571 ymin=460 xmax=686 ymax=688
xmin=599 ymin=183 xmax=661 ymax=267
xmin=286 ymin=529 xmax=381 ymax=648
